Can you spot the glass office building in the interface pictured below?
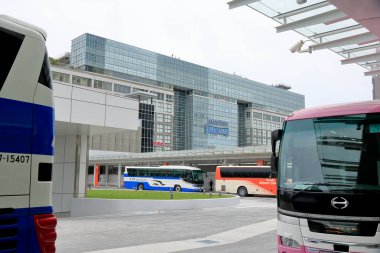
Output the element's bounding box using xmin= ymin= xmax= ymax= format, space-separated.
xmin=71 ymin=33 xmax=305 ymax=151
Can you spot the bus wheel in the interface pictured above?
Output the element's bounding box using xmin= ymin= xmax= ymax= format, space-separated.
xmin=237 ymin=186 xmax=248 ymax=197
xmin=174 ymin=185 xmax=181 ymax=192
xmin=137 ymin=183 xmax=144 ymax=190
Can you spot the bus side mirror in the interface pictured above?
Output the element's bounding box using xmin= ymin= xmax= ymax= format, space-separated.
xmin=271 ymin=129 xmax=283 ymax=174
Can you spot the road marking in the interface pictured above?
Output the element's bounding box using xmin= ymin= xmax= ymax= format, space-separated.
xmin=88 ymin=218 xmax=277 ymax=253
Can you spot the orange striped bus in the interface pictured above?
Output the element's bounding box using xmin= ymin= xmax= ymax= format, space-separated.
xmin=215 ymin=166 xmax=276 ymax=197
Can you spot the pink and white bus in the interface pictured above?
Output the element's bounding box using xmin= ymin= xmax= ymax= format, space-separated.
xmin=271 ymin=100 xmax=380 ymax=253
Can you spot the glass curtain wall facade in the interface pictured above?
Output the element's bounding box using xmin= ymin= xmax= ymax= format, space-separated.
xmin=71 ymin=33 xmax=305 ymax=151
xmin=139 ymin=103 xmax=154 ymax=153
xmin=173 ymin=89 xmax=186 ymax=150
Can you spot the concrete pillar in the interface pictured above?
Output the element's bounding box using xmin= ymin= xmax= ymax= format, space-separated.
xmin=373 ymin=76 xmax=380 ymax=99
xmin=52 ymin=134 xmax=88 ymax=214
xmin=105 ymin=165 xmax=109 ymax=188
xmin=117 ymin=163 xmax=122 ymax=188
xmin=74 ymin=135 xmax=88 ymax=198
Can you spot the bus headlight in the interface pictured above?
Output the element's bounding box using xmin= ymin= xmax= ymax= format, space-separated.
xmin=280 ymin=236 xmax=300 ymax=248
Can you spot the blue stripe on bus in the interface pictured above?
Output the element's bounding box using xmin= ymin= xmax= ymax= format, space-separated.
xmin=0 ymin=97 xmax=54 ymax=156
xmin=123 ymin=175 xmax=184 ymax=180
xmin=124 ymin=182 xmax=202 ymax=192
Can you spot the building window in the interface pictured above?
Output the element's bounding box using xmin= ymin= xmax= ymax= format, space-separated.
xmin=164 ymin=135 xmax=171 ymax=144
xmin=246 ymin=112 xmax=250 ymax=118
xmin=72 ymin=75 xmax=92 ymax=87
xmin=154 ymin=146 xmax=163 ymax=152
xmin=164 ymin=125 xmax=172 ymax=133
xmin=156 ymin=113 xmax=163 ymax=122
xmin=151 ymin=91 xmax=164 ymax=100
xmin=94 ymin=80 xmax=112 ymax=91
xmin=166 ymin=94 xmax=173 ymax=102
xmin=114 ymin=83 xmax=131 ymax=93
xmin=252 ymin=112 xmax=262 ymax=119
xmin=263 ymin=114 xmax=271 ymax=121
xmin=164 ymin=114 xmax=172 ymax=123
xmin=165 ymin=104 xmax=173 ymax=113
xmin=156 ymin=102 xmax=164 ymax=112
xmin=156 ymin=124 xmax=163 ymax=133
xmin=52 ymin=71 xmax=70 ymax=83
xmin=272 ymin=116 xmax=280 ymax=122
xmin=134 ymin=87 xmax=148 ymax=92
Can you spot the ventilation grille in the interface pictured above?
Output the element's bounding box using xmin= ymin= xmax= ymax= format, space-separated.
xmin=0 ymin=208 xmax=17 ymax=252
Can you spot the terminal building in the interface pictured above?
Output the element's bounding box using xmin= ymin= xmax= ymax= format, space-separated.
xmin=65 ymin=33 xmax=305 ymax=152
xmin=51 ymin=34 xmax=305 ymax=213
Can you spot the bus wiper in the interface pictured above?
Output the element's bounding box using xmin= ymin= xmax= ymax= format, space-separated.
xmin=289 ymin=182 xmax=352 ymax=202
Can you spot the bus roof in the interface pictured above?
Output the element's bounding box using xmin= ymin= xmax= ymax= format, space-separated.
xmin=125 ymin=166 xmax=202 ymax=171
xmin=217 ymin=165 xmax=270 ymax=168
xmin=159 ymin=165 xmax=202 ymax=171
xmin=287 ymin=100 xmax=380 ymax=121
xmin=0 ymin=15 xmax=47 ymax=40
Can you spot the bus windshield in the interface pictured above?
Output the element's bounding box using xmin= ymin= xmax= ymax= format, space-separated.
xmin=192 ymin=170 xmax=204 ymax=184
xmin=279 ymin=113 xmax=380 ymax=192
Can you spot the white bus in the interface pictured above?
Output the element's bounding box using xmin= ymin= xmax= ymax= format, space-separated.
xmin=0 ymin=15 xmax=56 ymax=252
xmin=124 ymin=165 xmax=204 ymax=192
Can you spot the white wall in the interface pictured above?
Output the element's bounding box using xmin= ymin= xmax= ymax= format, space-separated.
xmin=54 ymin=82 xmax=139 ymax=130
xmin=52 ymin=81 xmax=140 ymax=213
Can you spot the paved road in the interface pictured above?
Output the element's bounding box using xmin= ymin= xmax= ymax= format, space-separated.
xmin=56 ymin=197 xmax=277 ymax=253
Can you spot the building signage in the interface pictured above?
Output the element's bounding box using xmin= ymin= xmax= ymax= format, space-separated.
xmin=205 ymin=118 xmax=229 ymax=136
xmin=205 ymin=125 xmax=229 ymax=136
xmin=207 ymin=118 xmax=228 ymax=127
xmin=153 ymin=141 xmax=164 ymax=147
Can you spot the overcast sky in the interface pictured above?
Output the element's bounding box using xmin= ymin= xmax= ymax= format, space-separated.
xmin=3 ymin=0 xmax=373 ymax=107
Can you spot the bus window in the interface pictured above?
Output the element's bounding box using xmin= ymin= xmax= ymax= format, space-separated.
xmin=161 ymin=169 xmax=172 ymax=177
xmin=149 ymin=169 xmax=160 ymax=177
xmin=38 ymin=52 xmax=52 ymax=89
xmin=128 ymin=169 xmax=137 ymax=177
xmin=186 ymin=171 xmax=193 ymax=182
xmin=0 ymin=27 xmax=24 ymax=90
xmin=173 ymin=170 xmax=186 ymax=179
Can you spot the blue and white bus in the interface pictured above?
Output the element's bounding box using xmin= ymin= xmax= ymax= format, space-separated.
xmin=124 ymin=166 xmax=204 ymax=192
xmin=0 ymin=15 xmax=56 ymax=252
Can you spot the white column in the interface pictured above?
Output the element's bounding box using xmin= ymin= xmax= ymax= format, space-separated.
xmin=117 ymin=163 xmax=122 ymax=188
xmin=105 ymin=165 xmax=109 ymax=188
xmin=373 ymin=76 xmax=380 ymax=99
xmin=52 ymin=134 xmax=88 ymax=213
xmin=75 ymin=135 xmax=88 ymax=198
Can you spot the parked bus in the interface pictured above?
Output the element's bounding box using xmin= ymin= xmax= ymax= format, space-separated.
xmin=0 ymin=15 xmax=56 ymax=252
xmin=124 ymin=165 xmax=204 ymax=192
xmin=215 ymin=165 xmax=276 ymax=197
xmin=271 ymin=100 xmax=380 ymax=253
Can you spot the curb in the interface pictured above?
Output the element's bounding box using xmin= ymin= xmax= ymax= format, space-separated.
xmin=70 ymin=195 xmax=240 ymax=217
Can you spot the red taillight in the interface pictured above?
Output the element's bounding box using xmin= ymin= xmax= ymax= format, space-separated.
xmin=34 ymin=214 xmax=57 ymax=253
